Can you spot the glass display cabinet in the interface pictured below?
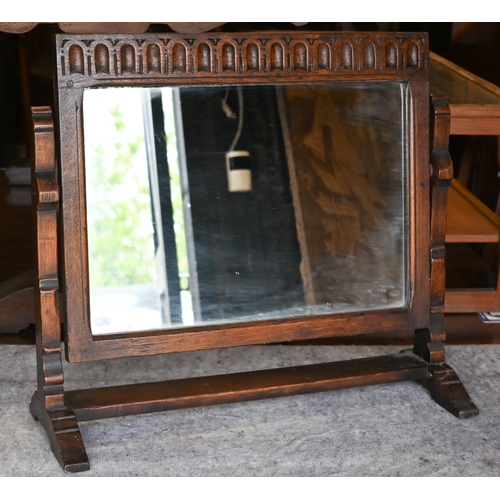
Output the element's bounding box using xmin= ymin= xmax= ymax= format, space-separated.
xmin=430 ymin=51 xmax=500 ymax=313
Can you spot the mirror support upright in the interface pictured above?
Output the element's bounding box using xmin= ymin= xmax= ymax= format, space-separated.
xmin=29 ymin=107 xmax=90 ymax=472
xmin=415 ymin=96 xmax=478 ymax=417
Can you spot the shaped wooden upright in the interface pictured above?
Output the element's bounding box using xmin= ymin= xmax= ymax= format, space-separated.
xmin=29 ymin=107 xmax=89 ymax=473
xmin=415 ymin=96 xmax=478 ymax=418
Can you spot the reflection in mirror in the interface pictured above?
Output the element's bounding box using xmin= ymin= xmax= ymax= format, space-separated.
xmin=83 ymin=82 xmax=408 ymax=335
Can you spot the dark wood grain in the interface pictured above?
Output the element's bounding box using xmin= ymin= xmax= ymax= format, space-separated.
xmin=29 ymin=106 xmax=89 ymax=472
xmin=66 ymin=353 xmax=429 ymax=421
xmin=29 ymin=394 xmax=90 ymax=473
xmin=413 ymin=95 xmax=451 ymax=365
xmin=409 ymin=94 xmax=478 ymax=418
xmin=55 ymin=32 xmax=428 ymax=88
xmin=446 ymin=179 xmax=500 ymax=243
xmin=427 ymin=363 xmax=479 ymax=418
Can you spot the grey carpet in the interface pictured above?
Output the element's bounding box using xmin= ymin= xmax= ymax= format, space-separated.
xmin=1 ymin=343 xmax=499 ymax=476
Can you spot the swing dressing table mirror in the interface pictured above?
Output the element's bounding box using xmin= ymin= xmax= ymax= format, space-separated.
xmin=30 ymin=31 xmax=478 ymax=473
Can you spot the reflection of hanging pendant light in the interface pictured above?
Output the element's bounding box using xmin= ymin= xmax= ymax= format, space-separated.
xmin=222 ymin=87 xmax=252 ymax=192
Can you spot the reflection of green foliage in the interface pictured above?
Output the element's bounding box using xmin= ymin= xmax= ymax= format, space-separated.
xmin=88 ymin=105 xmax=155 ymax=290
xmin=166 ymin=129 xmax=188 ymax=277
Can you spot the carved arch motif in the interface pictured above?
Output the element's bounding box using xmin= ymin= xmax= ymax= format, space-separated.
xmin=196 ymin=41 xmax=212 ymax=72
xmin=120 ymin=44 xmax=136 ymax=74
xmin=222 ymin=43 xmax=237 ymax=71
xmin=57 ymin=33 xmax=428 ymax=83
xmin=269 ymin=41 xmax=286 ymax=71
xmin=172 ymin=42 xmax=188 ymax=72
xmin=146 ymin=43 xmax=161 ymax=73
xmin=292 ymin=41 xmax=308 ymax=70
xmin=68 ymin=44 xmax=85 ymax=74
xmin=362 ymin=42 xmax=376 ymax=70
xmin=94 ymin=44 xmax=110 ymax=74
xmin=317 ymin=42 xmax=331 ymax=70
xmin=406 ymin=41 xmax=420 ymax=68
xmin=340 ymin=42 xmax=354 ymax=70
xmin=242 ymin=40 xmax=262 ymax=71
xmin=385 ymin=42 xmax=398 ymax=69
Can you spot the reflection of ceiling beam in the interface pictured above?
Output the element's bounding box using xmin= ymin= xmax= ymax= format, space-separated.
xmin=0 ymin=22 xmax=309 ymax=34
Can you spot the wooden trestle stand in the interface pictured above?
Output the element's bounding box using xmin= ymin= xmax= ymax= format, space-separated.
xmin=29 ymin=32 xmax=478 ymax=473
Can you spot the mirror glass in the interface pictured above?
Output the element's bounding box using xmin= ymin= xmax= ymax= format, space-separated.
xmin=83 ymin=82 xmax=408 ymax=335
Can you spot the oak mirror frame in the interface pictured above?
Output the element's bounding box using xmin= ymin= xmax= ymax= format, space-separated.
xmin=30 ymin=32 xmax=478 ymax=473
xmin=60 ymin=32 xmax=427 ymax=362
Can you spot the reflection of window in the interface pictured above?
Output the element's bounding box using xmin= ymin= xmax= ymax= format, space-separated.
xmin=83 ymin=88 xmax=164 ymax=334
xmin=142 ymin=88 xmax=197 ymax=326
xmin=84 ymin=88 xmax=201 ymax=333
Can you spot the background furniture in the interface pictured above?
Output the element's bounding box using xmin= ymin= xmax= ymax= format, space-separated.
xmin=430 ymin=52 xmax=500 ymax=313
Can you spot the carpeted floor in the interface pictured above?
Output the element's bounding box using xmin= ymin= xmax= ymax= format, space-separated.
xmin=0 ymin=343 xmax=499 ymax=476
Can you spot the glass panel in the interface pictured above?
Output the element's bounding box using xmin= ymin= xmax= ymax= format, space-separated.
xmin=430 ymin=58 xmax=500 ymax=105
xmin=83 ymin=88 xmax=164 ymax=334
xmin=83 ymin=82 xmax=408 ymax=335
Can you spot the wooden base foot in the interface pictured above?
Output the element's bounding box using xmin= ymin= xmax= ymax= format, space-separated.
xmin=29 ymin=353 xmax=479 ymax=472
xmin=30 ymin=392 xmax=90 ymax=473
xmin=426 ymin=363 xmax=479 ymax=418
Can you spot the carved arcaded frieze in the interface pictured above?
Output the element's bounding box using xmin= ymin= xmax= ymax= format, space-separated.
xmin=56 ymin=33 xmax=428 ymax=84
